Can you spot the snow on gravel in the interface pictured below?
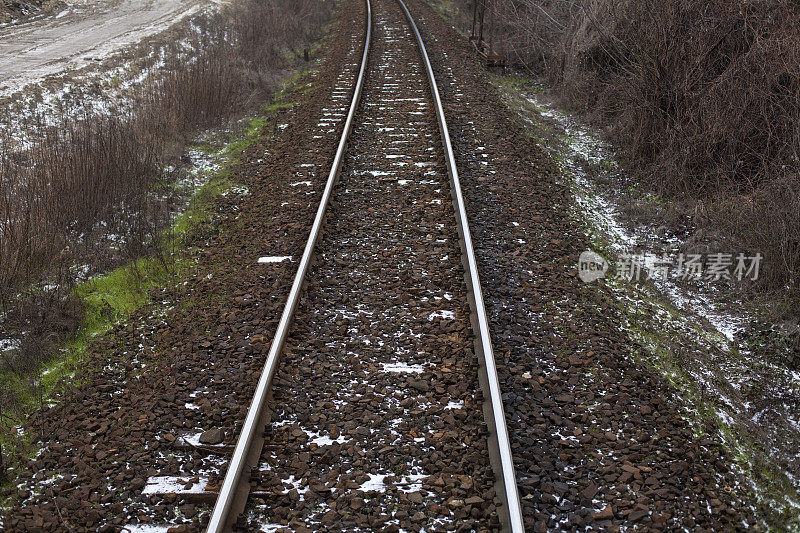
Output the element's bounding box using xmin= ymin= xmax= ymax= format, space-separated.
xmin=142 ymin=476 xmax=209 ymax=495
xmin=526 ymin=92 xmax=752 ymax=344
xmin=257 ymin=256 xmax=292 ymax=264
xmin=381 ymin=362 xmax=425 ymax=373
xmin=521 ymin=87 xmax=800 ymax=515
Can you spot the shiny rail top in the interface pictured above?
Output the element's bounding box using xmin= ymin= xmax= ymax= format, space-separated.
xmin=205 ymin=1 xmax=373 ymax=530
xmin=394 ymin=0 xmax=525 ymax=530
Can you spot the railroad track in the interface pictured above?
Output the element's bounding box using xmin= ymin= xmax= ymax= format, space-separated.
xmin=1 ymin=1 xmax=761 ymax=531
xmin=175 ymin=0 xmax=523 ymax=530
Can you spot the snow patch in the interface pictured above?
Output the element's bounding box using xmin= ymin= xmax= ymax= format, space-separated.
xmin=428 ymin=310 xmax=455 ymax=320
xmin=258 ymin=256 xmax=292 ymax=264
xmin=142 ymin=476 xmax=209 ymax=495
xmin=382 ymin=362 xmax=425 ymax=374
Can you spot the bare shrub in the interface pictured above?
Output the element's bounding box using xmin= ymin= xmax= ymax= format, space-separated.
xmin=566 ymin=0 xmax=800 ymax=191
xmin=0 ymin=0 xmax=333 ymax=405
xmin=561 ymin=0 xmax=800 ymax=297
xmin=461 ymin=0 xmax=800 ymax=298
xmin=500 ymin=0 xmax=581 ymax=73
xmin=702 ymin=174 xmax=800 ymax=292
xmin=0 ymin=113 xmax=161 ymax=310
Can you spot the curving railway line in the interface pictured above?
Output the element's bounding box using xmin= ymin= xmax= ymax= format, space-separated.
xmin=200 ymin=0 xmax=523 ymax=530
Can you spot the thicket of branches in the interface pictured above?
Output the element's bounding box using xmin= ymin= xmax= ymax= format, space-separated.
xmin=469 ymin=0 xmax=800 ymax=298
xmin=0 ymin=0 xmax=331 ymax=404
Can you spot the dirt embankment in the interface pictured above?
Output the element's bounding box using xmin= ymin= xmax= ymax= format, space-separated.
xmin=0 ymin=0 xmax=212 ymax=96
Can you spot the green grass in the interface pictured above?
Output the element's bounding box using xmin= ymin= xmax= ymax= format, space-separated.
xmin=0 ymin=254 xmax=182 ymax=498
xmin=222 ymin=116 xmax=271 ymax=158
xmin=173 ymin=175 xmax=236 ymax=238
xmin=78 ymin=257 xmax=179 ymax=337
xmin=0 ymin=62 xmax=317 ymax=495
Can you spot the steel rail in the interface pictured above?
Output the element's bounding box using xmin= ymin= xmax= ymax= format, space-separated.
xmin=205 ymin=1 xmax=372 ymax=530
xmin=394 ymin=1 xmax=525 ymax=531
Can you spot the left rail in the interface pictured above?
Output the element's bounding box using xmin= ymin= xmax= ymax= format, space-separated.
xmin=205 ymin=1 xmax=373 ymax=530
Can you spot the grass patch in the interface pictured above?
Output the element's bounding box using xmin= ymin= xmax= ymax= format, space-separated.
xmin=0 ymin=61 xmax=314 ymax=489
xmin=77 ymin=257 xmax=180 ymax=342
xmin=0 ymin=256 xmax=181 ymax=495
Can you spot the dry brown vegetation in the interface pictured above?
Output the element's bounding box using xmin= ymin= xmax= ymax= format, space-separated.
xmin=465 ymin=0 xmax=800 ymax=302
xmin=0 ymin=0 xmax=331 ymax=377
xmin=0 ymin=0 xmax=52 ymax=22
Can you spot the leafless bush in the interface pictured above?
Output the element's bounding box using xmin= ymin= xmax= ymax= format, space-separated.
xmin=502 ymin=0 xmax=580 ymax=73
xmin=0 ymin=0 xmax=332 ymax=389
xmin=563 ymin=0 xmax=800 ymax=297
xmin=0 ymin=110 xmax=162 ymax=306
xmin=464 ymin=0 xmax=800 ymax=297
xmin=566 ymin=0 xmax=800 ymax=190
xmin=703 ymin=174 xmax=800 ymax=292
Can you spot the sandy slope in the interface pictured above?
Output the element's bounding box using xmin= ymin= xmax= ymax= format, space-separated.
xmin=0 ymin=0 xmax=217 ymax=95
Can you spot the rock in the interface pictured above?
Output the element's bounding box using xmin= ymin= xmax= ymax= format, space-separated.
xmin=408 ymin=492 xmax=424 ymax=504
xmin=321 ymin=510 xmax=338 ymax=524
xmin=580 ymin=482 xmax=598 ymax=500
xmin=652 ymin=512 xmax=670 ymax=524
xmin=351 ymin=497 xmax=365 ymax=510
xmin=199 ymin=428 xmax=224 ymax=445
xmin=594 ymin=505 xmax=614 ymax=520
xmin=410 ymin=380 xmax=429 ymax=392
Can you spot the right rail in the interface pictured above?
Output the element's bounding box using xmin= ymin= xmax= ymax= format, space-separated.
xmin=395 ymin=0 xmax=525 ymax=530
